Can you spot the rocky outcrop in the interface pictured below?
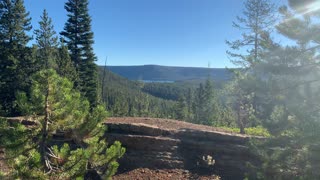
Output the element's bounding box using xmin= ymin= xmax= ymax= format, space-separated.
xmin=105 ymin=118 xmax=262 ymax=180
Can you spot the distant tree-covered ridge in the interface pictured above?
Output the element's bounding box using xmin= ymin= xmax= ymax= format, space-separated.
xmin=106 ymin=65 xmax=233 ymax=82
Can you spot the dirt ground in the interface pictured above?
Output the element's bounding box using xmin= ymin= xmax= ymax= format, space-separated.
xmin=113 ymin=168 xmax=220 ymax=180
xmin=107 ymin=117 xmax=248 ymax=137
xmin=107 ymin=117 xmax=225 ymax=132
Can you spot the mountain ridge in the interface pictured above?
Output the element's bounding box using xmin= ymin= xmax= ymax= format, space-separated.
xmin=101 ymin=65 xmax=233 ymax=82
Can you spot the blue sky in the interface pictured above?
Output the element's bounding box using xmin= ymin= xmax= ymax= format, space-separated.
xmin=24 ymin=0 xmax=286 ymax=68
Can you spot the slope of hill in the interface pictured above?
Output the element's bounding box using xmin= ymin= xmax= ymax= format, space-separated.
xmin=98 ymin=68 xmax=177 ymax=118
xmin=104 ymin=65 xmax=232 ymax=82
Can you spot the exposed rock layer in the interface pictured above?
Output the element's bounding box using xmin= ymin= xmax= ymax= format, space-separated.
xmin=105 ymin=117 xmax=262 ymax=180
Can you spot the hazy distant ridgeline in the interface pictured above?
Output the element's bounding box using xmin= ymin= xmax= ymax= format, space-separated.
xmin=102 ymin=65 xmax=233 ymax=82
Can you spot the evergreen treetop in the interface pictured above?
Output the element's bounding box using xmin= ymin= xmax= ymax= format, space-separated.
xmin=60 ymin=0 xmax=98 ymax=107
xmin=34 ymin=9 xmax=59 ymax=70
xmin=0 ymin=0 xmax=32 ymax=46
xmin=61 ymin=0 xmax=95 ymax=67
xmin=226 ymin=0 xmax=276 ymax=68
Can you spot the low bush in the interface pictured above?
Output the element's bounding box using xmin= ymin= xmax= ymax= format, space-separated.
xmin=220 ymin=126 xmax=271 ymax=137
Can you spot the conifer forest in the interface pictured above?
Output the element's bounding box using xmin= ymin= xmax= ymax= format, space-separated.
xmin=1 ymin=0 xmax=320 ymax=179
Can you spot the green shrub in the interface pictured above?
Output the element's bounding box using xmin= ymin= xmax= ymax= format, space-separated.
xmin=245 ymin=126 xmax=270 ymax=137
xmin=220 ymin=126 xmax=271 ymax=137
xmin=0 ymin=171 xmax=5 ymax=178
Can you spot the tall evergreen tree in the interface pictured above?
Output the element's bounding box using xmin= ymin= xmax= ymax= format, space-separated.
xmin=34 ymin=9 xmax=58 ymax=70
xmin=34 ymin=9 xmax=77 ymax=82
xmin=175 ymin=94 xmax=188 ymax=120
xmin=0 ymin=0 xmax=33 ymax=115
xmin=60 ymin=0 xmax=98 ymax=107
xmin=225 ymin=0 xmax=276 ymax=132
xmin=186 ymin=88 xmax=194 ymax=121
xmin=192 ymin=78 xmax=221 ymax=126
xmin=203 ymin=78 xmax=215 ymax=124
xmin=193 ymin=83 xmax=206 ymax=124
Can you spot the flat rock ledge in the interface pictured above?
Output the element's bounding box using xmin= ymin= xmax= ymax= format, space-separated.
xmin=105 ymin=117 xmax=263 ymax=180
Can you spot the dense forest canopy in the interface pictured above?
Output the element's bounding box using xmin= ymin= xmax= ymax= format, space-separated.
xmin=0 ymin=0 xmax=320 ymax=179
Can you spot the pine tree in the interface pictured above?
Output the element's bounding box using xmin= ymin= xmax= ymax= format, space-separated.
xmin=203 ymin=78 xmax=215 ymax=125
xmin=34 ymin=9 xmax=58 ymax=70
xmin=175 ymin=94 xmax=188 ymax=120
xmin=185 ymin=88 xmax=194 ymax=121
xmin=226 ymin=0 xmax=276 ymax=68
xmin=1 ymin=69 xmax=125 ymax=179
xmin=0 ymin=0 xmax=33 ymax=115
xmin=137 ymin=93 xmax=150 ymax=117
xmin=248 ymin=1 xmax=320 ymax=178
xmin=225 ymin=0 xmax=276 ymax=133
xmin=189 ymin=78 xmax=220 ymax=125
xmin=60 ymin=0 xmax=98 ymax=107
xmin=34 ymin=10 xmax=77 ymax=82
xmin=0 ymin=0 xmax=32 ymax=45
xmin=193 ymin=83 xmax=206 ymax=124
xmin=56 ymin=43 xmax=78 ymax=82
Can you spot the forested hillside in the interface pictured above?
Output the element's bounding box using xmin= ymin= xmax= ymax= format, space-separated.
xmin=98 ymin=68 xmax=177 ymax=118
xmin=98 ymin=67 xmax=235 ymax=125
xmin=98 ymin=66 xmax=237 ymax=127
xmin=106 ymin=65 xmax=232 ymax=82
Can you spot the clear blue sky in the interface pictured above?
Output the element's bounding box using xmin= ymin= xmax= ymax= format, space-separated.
xmin=24 ymin=0 xmax=286 ymax=68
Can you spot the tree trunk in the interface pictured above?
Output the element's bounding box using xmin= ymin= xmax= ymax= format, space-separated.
xmin=254 ymin=34 xmax=258 ymax=63
xmin=237 ymin=99 xmax=245 ymax=134
xmin=40 ymin=78 xmax=50 ymax=169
